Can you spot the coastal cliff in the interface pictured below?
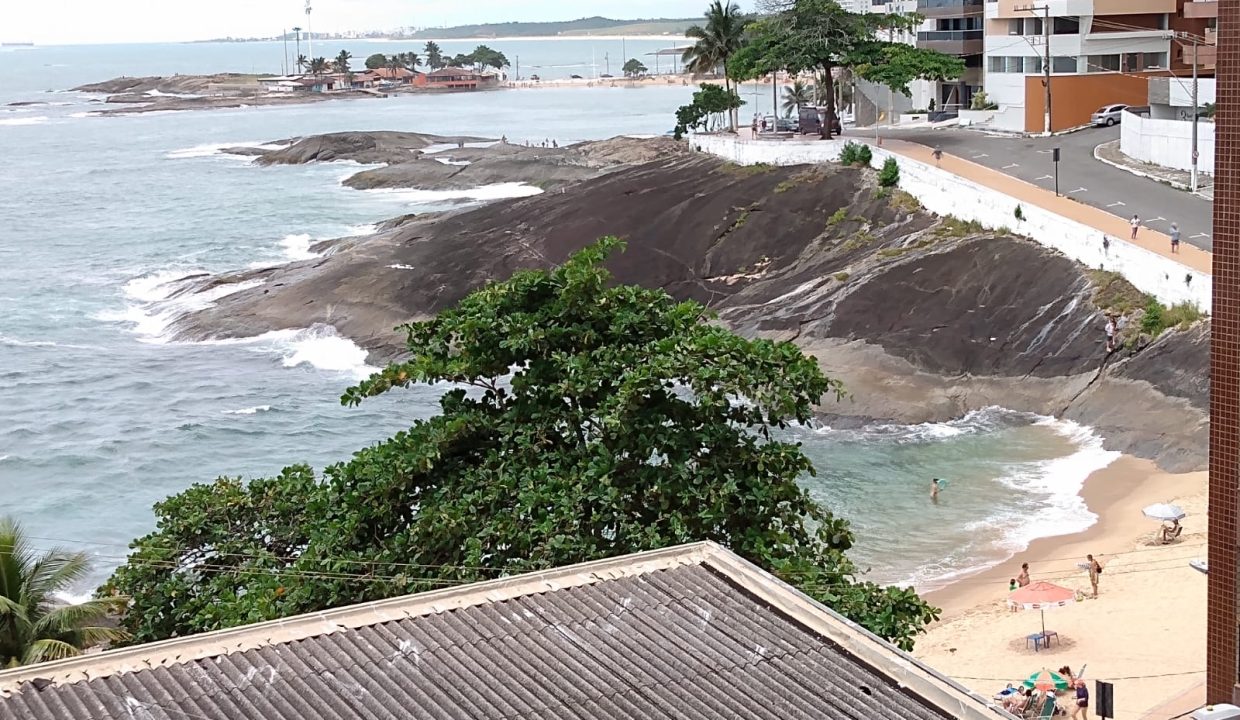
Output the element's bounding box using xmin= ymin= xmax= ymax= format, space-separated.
xmin=171 ymin=135 xmax=1209 ymax=471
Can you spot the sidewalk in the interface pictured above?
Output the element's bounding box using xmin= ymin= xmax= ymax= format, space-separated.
xmin=1095 ymin=139 xmax=1215 ymax=201
xmin=875 ymin=138 xmax=1212 ymax=276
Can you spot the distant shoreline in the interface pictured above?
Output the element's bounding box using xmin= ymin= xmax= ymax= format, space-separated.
xmin=188 ymin=34 xmax=686 ymax=45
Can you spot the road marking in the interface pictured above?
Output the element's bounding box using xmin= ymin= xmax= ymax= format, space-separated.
xmin=1036 ymin=149 xmax=1053 ymax=154
xmin=1002 ymin=163 xmax=1019 ymax=169
xmin=1192 ymin=233 xmax=1211 ymax=239
xmin=972 ymin=153 xmax=989 ymax=159
xmin=1068 ymin=187 xmax=1088 ymax=193
xmin=1106 ymin=201 xmax=1125 ymax=207
xmin=1150 ymin=216 xmax=1166 ymax=223
xmin=1035 ymin=174 xmax=1053 ymax=181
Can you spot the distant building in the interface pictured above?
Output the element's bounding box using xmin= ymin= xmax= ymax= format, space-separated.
xmin=367 ymin=66 xmax=428 ymax=87
xmin=0 ymin=542 xmax=1016 ymax=719
xmin=982 ymin=0 xmax=1216 ymax=133
xmin=426 ymin=66 xmax=491 ymax=89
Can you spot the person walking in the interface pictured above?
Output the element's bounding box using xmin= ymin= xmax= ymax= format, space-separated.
xmin=932 ymin=147 xmax=943 ymax=167
xmin=1087 ymin=553 xmax=1103 ymax=598
xmin=1069 ymin=679 xmax=1089 ymax=719
xmin=1170 ymin=222 xmax=1181 ymax=253
xmin=1130 ymin=214 xmax=1141 ymax=240
xmin=1104 ymin=314 xmax=1117 ymax=353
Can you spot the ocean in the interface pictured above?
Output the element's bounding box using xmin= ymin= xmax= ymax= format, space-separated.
xmin=0 ymin=40 xmax=1117 ymax=598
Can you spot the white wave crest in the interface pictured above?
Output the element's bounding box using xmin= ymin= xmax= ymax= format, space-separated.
xmin=279 ymin=233 xmax=318 ymax=261
xmin=0 ymin=116 xmax=48 ymax=126
xmin=95 ymin=270 xmax=264 ymax=341
xmin=364 ymin=182 xmax=543 ymax=204
xmin=165 ymin=141 xmax=285 ymax=160
xmin=146 ymin=89 xmax=203 ymax=99
xmin=0 ymin=334 xmax=100 ymax=350
xmin=433 ymin=157 xmax=471 ymax=166
xmin=202 ymin=325 xmax=376 ymax=379
xmin=223 ymin=405 xmax=272 ymax=415
xmin=388 ymin=264 xmax=415 ymax=270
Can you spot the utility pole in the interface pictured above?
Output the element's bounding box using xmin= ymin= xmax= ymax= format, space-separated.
xmin=605 ymin=52 xmax=610 ymax=76
xmin=305 ymin=1 xmax=313 ymax=64
xmin=1191 ymin=32 xmax=1200 ymax=193
xmin=515 ymin=55 xmax=520 ymax=82
xmin=1042 ymin=5 xmax=1052 ymax=135
xmin=293 ymin=27 xmax=301 ymax=73
xmin=282 ymin=29 xmax=289 ymax=75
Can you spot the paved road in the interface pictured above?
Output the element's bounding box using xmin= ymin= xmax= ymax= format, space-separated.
xmin=848 ymin=125 xmax=1216 ymax=251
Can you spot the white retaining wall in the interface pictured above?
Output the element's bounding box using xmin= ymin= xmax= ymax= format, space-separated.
xmin=692 ymin=133 xmax=1211 ymax=311
xmin=1120 ymin=112 xmax=1216 ymax=175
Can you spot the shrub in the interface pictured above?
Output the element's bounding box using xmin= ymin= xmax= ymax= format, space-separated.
xmin=970 ymin=91 xmax=998 ymax=111
xmin=1140 ymin=298 xmax=1165 ymax=335
xmin=856 ymin=144 xmax=873 ymax=165
xmin=827 ymin=208 xmax=849 ymax=226
xmin=878 ymin=157 xmax=900 ymax=187
xmin=833 ymin=272 xmax=850 ymax=281
xmin=1014 ymin=204 xmax=1025 ymax=221
xmin=839 ymin=142 xmax=862 ymax=165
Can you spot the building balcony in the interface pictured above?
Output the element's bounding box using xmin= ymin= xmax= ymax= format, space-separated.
xmin=916 ymin=29 xmax=984 ymax=55
xmin=915 ymin=0 xmax=984 ymax=17
xmin=1183 ymin=0 xmax=1219 ymax=18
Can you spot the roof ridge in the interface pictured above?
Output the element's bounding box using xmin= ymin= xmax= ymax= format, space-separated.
xmin=0 ymin=542 xmax=719 ymax=694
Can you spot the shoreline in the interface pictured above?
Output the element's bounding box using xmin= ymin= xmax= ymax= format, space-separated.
xmin=918 ymin=455 xmax=1207 ymax=717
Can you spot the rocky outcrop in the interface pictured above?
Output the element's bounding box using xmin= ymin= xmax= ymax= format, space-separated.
xmin=170 ymin=141 xmax=1208 ymax=470
xmin=249 ymin=132 xmax=494 ymax=166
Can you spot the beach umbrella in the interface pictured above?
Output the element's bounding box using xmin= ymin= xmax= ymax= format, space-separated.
xmin=1008 ymin=581 xmax=1076 ymax=637
xmin=1022 ymin=669 xmax=1071 ymax=692
xmin=1142 ymin=503 xmax=1186 ymax=521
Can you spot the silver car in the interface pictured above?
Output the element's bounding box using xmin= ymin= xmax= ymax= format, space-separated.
xmin=1091 ymin=104 xmax=1128 ymax=127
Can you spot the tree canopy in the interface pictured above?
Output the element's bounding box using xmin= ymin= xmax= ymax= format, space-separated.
xmin=674 ymin=83 xmax=745 ymax=138
xmin=424 ymin=41 xmax=445 ymax=70
xmin=726 ymin=0 xmax=963 ymax=137
xmin=682 ymin=1 xmax=750 ymax=130
xmin=104 ymin=238 xmax=938 ymax=650
xmin=1 ymin=517 xmax=129 ymax=667
xmin=364 ymin=52 xmax=388 ymax=70
xmin=622 ymin=58 xmax=648 ymax=78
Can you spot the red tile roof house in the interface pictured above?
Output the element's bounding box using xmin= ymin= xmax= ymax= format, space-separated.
xmin=368 ymin=67 xmax=427 ymax=87
xmin=426 ymin=67 xmax=494 ymax=90
xmin=0 ymin=542 xmax=1020 ymax=720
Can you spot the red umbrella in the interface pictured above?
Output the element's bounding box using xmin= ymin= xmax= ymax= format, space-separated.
xmin=1008 ymin=581 xmax=1076 ymax=637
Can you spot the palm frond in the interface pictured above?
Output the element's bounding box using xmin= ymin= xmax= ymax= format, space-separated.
xmin=32 ymin=598 xmax=125 ymax=639
xmin=22 ymin=639 xmax=81 ymax=666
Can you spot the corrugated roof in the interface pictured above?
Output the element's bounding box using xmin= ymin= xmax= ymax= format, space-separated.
xmin=0 ymin=543 xmax=1015 ymax=720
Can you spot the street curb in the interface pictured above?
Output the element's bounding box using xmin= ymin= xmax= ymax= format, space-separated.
xmin=1092 ymin=141 xmax=1192 ymax=191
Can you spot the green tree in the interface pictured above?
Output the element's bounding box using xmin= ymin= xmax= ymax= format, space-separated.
xmin=296 ymin=53 xmax=308 ymax=74
xmin=682 ymin=1 xmax=750 ymax=131
xmin=399 ymin=51 xmax=420 ymax=70
xmin=104 ymin=238 xmax=938 ymax=651
xmin=308 ymin=56 xmax=329 ymax=79
xmin=0 ymin=517 xmax=129 ymax=667
xmin=782 ymin=79 xmax=812 ymax=118
xmin=448 ymin=53 xmax=473 ymax=68
xmin=385 ymin=53 xmax=406 ymax=78
xmin=729 ymin=0 xmax=963 ymax=138
xmin=333 ymin=49 xmax=353 ymax=76
xmin=469 ymin=45 xmax=510 ymax=72
xmin=622 ymin=58 xmax=648 ymax=78
xmin=674 ymin=82 xmax=746 ymax=138
xmin=364 ymin=52 xmax=388 ymax=70
xmin=424 ymin=41 xmax=445 ymax=70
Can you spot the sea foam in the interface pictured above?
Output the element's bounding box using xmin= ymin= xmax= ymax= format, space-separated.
xmin=364 ymin=182 xmax=543 ymax=204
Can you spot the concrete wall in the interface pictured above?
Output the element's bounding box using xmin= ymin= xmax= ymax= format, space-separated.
xmin=1025 ymin=73 xmax=1153 ymax=132
xmin=1121 ymin=111 xmax=1217 ymax=174
xmin=690 ymin=133 xmax=1211 ymax=310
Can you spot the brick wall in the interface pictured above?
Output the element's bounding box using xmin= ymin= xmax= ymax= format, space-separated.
xmin=1208 ymin=0 xmax=1240 ymax=706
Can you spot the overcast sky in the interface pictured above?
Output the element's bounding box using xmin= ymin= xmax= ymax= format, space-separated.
xmin=1 ymin=1 xmax=742 ymax=45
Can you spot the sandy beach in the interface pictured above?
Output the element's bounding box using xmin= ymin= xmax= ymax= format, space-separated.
xmin=916 ymin=455 xmax=1207 ymax=719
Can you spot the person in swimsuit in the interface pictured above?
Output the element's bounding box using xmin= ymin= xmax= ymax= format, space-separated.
xmin=1087 ymin=554 xmax=1103 ymax=598
xmin=930 ymin=478 xmax=941 ymax=502
xmin=1069 ymin=680 xmax=1089 ymax=719
xmin=1017 ymin=562 xmax=1031 ymax=587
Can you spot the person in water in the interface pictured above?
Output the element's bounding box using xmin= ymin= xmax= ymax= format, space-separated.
xmin=930 ymin=478 xmax=941 ymax=502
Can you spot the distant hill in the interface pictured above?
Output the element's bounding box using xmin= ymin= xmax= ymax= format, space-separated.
xmin=408 ymin=16 xmax=697 ymax=39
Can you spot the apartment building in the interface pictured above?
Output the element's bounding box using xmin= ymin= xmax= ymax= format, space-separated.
xmin=982 ymin=0 xmax=1213 ymax=133
xmin=916 ymin=0 xmax=986 ymax=109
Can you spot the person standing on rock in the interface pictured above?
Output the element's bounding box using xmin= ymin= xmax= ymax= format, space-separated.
xmin=1130 ymin=214 xmax=1141 ymax=240
xmin=1104 ymin=313 xmax=1117 ymax=353
xmin=1170 ymin=222 xmax=1181 ymax=253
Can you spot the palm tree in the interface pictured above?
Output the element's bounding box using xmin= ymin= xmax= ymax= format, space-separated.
xmin=296 ymin=54 xmax=308 ymax=74
xmin=0 ymin=517 xmax=129 ymax=667
xmin=334 ymin=49 xmax=352 ymax=76
xmin=309 ymin=56 xmax=329 ymax=83
xmin=424 ymin=41 xmax=444 ymax=70
xmin=782 ymin=80 xmax=812 ymax=118
xmin=682 ymin=1 xmax=749 ymax=131
xmin=386 ymin=54 xmax=406 ymax=78
xmin=292 ymin=27 xmax=302 ymax=71
xmin=399 ymin=51 xmax=420 ymax=71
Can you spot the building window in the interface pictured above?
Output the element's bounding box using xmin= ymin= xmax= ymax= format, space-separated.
xmin=1087 ymin=55 xmax=1121 ymax=72
xmin=1052 ymin=56 xmax=1077 ymax=73
xmin=1006 ymin=56 xmax=1024 ymax=73
xmin=1142 ymin=52 xmax=1167 ymax=69
xmin=1052 ymin=16 xmax=1080 ymax=35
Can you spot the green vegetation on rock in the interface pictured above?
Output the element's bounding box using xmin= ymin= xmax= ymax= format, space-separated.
xmin=878 ymin=157 xmax=900 ymax=187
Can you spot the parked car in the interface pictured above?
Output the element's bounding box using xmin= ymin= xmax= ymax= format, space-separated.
xmin=762 ymin=115 xmax=799 ymax=132
xmin=1091 ymin=104 xmax=1128 ymax=127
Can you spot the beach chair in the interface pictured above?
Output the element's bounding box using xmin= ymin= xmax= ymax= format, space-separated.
xmin=1023 ymin=694 xmax=1055 ymax=719
xmin=1161 ymin=524 xmax=1184 ymax=544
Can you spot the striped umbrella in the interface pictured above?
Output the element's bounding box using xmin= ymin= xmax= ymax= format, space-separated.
xmin=1008 ymin=581 xmax=1076 ymax=637
xmin=1022 ymin=669 xmax=1071 ymax=692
